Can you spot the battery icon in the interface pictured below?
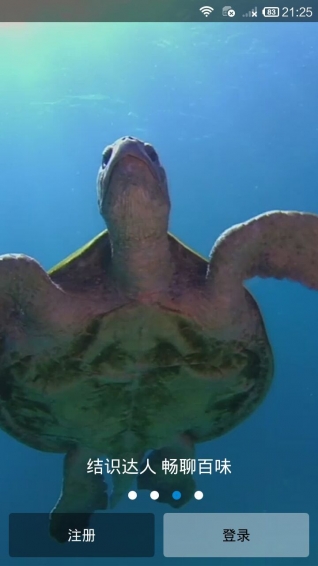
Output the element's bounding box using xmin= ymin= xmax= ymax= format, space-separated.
xmin=262 ymin=7 xmax=280 ymax=16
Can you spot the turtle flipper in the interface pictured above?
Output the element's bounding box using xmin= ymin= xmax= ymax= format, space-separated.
xmin=0 ymin=254 xmax=67 ymax=340
xmin=50 ymin=447 xmax=108 ymax=543
xmin=0 ymin=254 xmax=61 ymax=300
xmin=208 ymin=211 xmax=318 ymax=295
xmin=109 ymin=472 xmax=135 ymax=508
xmin=137 ymin=436 xmax=196 ymax=508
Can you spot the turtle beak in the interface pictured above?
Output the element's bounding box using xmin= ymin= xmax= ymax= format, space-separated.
xmin=97 ymin=137 xmax=168 ymax=212
xmin=103 ymin=137 xmax=162 ymax=188
xmin=97 ymin=137 xmax=170 ymax=244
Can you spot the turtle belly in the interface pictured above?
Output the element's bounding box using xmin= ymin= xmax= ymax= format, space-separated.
xmin=50 ymin=339 xmax=272 ymax=456
xmin=0 ymin=304 xmax=273 ymax=455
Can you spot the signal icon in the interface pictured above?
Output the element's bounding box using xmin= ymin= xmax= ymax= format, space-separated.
xmin=243 ymin=6 xmax=258 ymax=17
xmin=200 ymin=6 xmax=214 ymax=17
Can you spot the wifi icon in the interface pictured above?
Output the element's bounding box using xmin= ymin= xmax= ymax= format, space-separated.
xmin=200 ymin=5 xmax=214 ymax=17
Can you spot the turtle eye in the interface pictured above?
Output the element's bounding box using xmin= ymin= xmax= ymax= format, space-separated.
xmin=101 ymin=147 xmax=113 ymax=169
xmin=144 ymin=144 xmax=158 ymax=163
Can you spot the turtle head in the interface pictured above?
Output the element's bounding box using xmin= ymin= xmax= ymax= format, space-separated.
xmin=97 ymin=137 xmax=170 ymax=244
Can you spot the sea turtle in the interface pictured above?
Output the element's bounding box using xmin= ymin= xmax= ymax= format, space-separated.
xmin=0 ymin=136 xmax=318 ymax=543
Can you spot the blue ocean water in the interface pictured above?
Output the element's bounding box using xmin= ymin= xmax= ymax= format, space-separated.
xmin=0 ymin=22 xmax=317 ymax=565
